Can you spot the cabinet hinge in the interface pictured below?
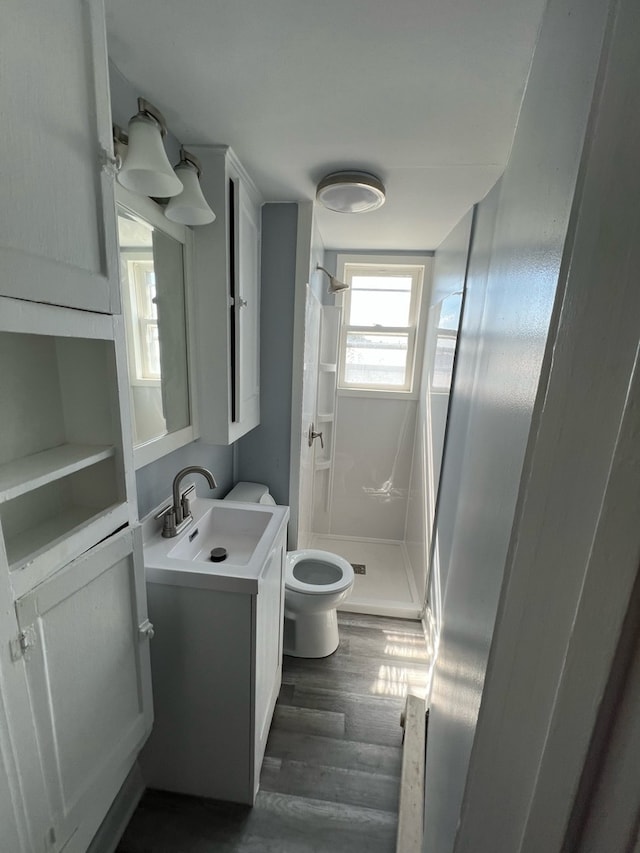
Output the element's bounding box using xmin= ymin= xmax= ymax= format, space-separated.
xmin=9 ymin=626 xmax=36 ymax=662
xmin=99 ymin=145 xmax=121 ymax=178
xmin=138 ymin=619 xmax=155 ymax=641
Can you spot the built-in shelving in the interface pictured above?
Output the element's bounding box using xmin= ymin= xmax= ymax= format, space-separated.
xmin=0 ymin=314 xmax=130 ymax=596
xmin=313 ymin=306 xmax=342 ymax=522
xmin=0 ymin=444 xmax=115 ymax=504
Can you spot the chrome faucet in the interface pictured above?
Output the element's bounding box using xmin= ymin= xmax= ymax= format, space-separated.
xmin=156 ymin=466 xmax=217 ymax=538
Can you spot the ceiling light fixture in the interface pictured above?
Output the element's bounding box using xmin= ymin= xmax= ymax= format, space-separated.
xmin=316 ymin=264 xmax=349 ymax=294
xmin=165 ymin=149 xmax=216 ymax=226
xmin=117 ymin=98 xmax=183 ymax=198
xmin=316 ymin=171 xmax=386 ymax=214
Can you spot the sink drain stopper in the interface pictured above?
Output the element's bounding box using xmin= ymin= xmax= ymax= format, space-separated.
xmin=210 ymin=547 xmax=228 ymax=562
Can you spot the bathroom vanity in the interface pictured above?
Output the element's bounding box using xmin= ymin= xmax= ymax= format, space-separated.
xmin=140 ymin=497 xmax=289 ymax=804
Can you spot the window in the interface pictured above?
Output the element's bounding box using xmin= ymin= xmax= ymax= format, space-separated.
xmin=338 ymin=263 xmax=425 ymax=392
xmin=128 ymin=259 xmax=160 ymax=381
xmin=432 ymin=291 xmax=463 ymax=392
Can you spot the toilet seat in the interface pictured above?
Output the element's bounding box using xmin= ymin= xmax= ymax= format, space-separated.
xmin=285 ymin=549 xmax=354 ymax=596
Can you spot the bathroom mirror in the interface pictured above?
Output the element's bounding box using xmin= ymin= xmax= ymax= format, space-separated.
xmin=116 ymin=185 xmax=196 ymax=468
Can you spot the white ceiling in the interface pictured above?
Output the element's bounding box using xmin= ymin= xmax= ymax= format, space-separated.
xmin=106 ymin=0 xmax=546 ymax=251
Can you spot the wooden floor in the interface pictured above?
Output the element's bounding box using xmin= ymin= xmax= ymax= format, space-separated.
xmin=117 ymin=613 xmax=430 ymax=853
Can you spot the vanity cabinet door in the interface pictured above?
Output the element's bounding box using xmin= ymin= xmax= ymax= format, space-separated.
xmin=253 ymin=535 xmax=285 ymax=782
xmin=15 ymin=527 xmax=153 ymax=852
xmin=0 ymin=0 xmax=120 ymax=314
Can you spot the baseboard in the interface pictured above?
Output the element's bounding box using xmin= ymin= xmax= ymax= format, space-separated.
xmin=396 ymin=695 xmax=427 ymax=853
xmin=87 ymin=763 xmax=145 ymax=853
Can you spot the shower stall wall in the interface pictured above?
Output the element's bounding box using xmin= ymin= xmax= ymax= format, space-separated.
xmin=309 ymin=229 xmax=472 ymax=619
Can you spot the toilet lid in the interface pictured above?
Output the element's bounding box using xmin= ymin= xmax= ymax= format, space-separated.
xmin=285 ymin=549 xmax=354 ymax=595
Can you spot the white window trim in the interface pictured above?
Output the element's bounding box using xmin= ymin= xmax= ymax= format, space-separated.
xmin=336 ymin=254 xmax=432 ymax=396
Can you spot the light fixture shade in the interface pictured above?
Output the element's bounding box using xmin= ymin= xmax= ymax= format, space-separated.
xmin=316 ymin=171 xmax=386 ymax=213
xmin=117 ymin=114 xmax=183 ymax=198
xmin=165 ymin=160 xmax=216 ymax=225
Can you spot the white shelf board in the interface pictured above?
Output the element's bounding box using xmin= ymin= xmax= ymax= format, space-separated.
xmin=0 ymin=444 xmax=115 ymax=504
xmin=317 ymin=413 xmax=335 ymax=423
xmin=319 ymin=362 xmax=337 ymax=372
xmin=0 ymin=295 xmax=115 ymax=340
xmin=315 ymin=460 xmax=332 ymax=471
xmin=8 ymin=501 xmax=129 ymax=599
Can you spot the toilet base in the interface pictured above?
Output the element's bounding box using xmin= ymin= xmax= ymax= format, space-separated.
xmin=283 ymin=608 xmax=340 ymax=658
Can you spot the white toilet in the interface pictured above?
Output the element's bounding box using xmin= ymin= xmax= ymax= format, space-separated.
xmin=224 ymin=482 xmax=355 ymax=658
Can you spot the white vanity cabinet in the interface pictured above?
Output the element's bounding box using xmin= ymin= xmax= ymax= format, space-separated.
xmin=15 ymin=528 xmax=153 ymax=853
xmin=0 ymin=0 xmax=120 ymax=314
xmin=189 ymin=146 xmax=262 ymax=445
xmin=141 ymin=518 xmax=287 ymax=805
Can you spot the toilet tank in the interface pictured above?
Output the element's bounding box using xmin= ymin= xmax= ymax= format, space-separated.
xmin=224 ymin=481 xmax=276 ymax=505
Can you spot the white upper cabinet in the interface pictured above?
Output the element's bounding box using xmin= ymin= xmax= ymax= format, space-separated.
xmin=0 ymin=0 xmax=120 ymax=314
xmin=189 ymin=146 xmax=262 ymax=445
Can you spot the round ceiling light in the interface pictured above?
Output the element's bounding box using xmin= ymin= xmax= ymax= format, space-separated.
xmin=316 ymin=171 xmax=386 ymax=214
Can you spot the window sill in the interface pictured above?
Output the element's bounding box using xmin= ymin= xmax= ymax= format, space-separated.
xmin=337 ymin=388 xmax=418 ymax=401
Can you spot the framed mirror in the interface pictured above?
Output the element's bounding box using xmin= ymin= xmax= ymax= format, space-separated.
xmin=116 ymin=185 xmax=197 ymax=468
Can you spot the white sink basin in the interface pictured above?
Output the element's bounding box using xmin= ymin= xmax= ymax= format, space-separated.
xmin=143 ymin=497 xmax=289 ymax=594
xmin=168 ymin=504 xmax=271 ymax=565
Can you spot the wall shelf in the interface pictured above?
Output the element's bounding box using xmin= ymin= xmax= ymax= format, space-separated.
xmin=7 ymin=501 xmax=129 ymax=599
xmin=0 ymin=444 xmax=115 ymax=504
xmin=316 ymin=413 xmax=335 ymax=423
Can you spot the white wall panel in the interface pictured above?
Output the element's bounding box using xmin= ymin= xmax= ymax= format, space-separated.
xmin=330 ymin=396 xmax=417 ymax=540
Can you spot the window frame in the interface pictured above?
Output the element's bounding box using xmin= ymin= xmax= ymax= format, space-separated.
xmin=337 ymin=260 xmax=427 ymax=394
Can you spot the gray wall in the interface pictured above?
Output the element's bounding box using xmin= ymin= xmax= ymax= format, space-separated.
xmin=235 ymin=204 xmax=299 ymax=504
xmin=422 ymin=0 xmax=613 ymax=849
xmin=136 ymin=442 xmax=233 ymax=518
xmin=109 ymin=61 xmax=234 ymax=517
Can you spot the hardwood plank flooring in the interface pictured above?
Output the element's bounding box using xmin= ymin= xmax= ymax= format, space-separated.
xmin=117 ymin=613 xmax=430 ymax=853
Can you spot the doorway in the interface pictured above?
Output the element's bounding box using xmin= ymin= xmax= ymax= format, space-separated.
xmin=294 ymin=250 xmax=467 ymax=618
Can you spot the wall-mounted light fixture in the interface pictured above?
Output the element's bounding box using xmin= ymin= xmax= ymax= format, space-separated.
xmin=117 ymin=98 xmax=183 ymax=198
xmin=317 ymin=264 xmax=349 ymax=294
xmin=165 ymin=149 xmax=216 ymax=226
xmin=316 ymin=171 xmax=386 ymax=214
